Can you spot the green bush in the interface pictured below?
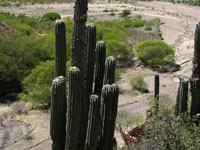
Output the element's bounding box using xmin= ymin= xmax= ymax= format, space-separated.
xmin=135 ymin=40 xmax=175 ymax=65
xmin=130 ymin=75 xmax=148 ymax=93
xmin=145 ymin=26 xmax=152 ymax=31
xmin=146 ymin=104 xmax=200 ymax=150
xmin=41 ymin=12 xmax=61 ymax=21
xmin=0 ymin=2 xmax=11 ymax=7
xmin=115 ymin=67 xmax=125 ymax=81
xmin=120 ymin=9 xmax=131 ymax=18
xmin=109 ymin=12 xmax=115 ymax=16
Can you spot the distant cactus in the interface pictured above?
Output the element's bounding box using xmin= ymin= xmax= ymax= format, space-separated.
xmin=175 ymin=79 xmax=188 ymax=116
xmin=103 ymin=56 xmax=116 ymax=85
xmin=154 ymin=75 xmax=159 ymax=113
xmin=50 ymin=76 xmax=66 ymax=150
xmin=55 ymin=20 xmax=66 ymax=77
xmin=65 ymin=67 xmax=82 ymax=150
xmin=85 ymin=95 xmax=101 ymax=150
xmin=94 ymin=41 xmax=106 ymax=94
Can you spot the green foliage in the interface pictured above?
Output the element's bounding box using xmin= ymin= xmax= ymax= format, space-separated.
xmin=41 ymin=12 xmax=61 ymax=21
xmin=18 ymin=60 xmax=54 ymax=106
xmin=135 ymin=40 xmax=175 ymax=65
xmin=146 ymin=104 xmax=200 ymax=150
xmin=0 ymin=1 xmax=11 ymax=7
xmin=130 ymin=75 xmax=148 ymax=93
xmin=145 ymin=26 xmax=152 ymax=31
xmin=0 ymin=33 xmax=54 ymax=81
xmin=109 ymin=12 xmax=115 ymax=16
xmin=115 ymin=67 xmax=125 ymax=81
xmin=144 ymin=18 xmax=160 ymax=26
xmin=119 ymin=9 xmax=131 ymax=18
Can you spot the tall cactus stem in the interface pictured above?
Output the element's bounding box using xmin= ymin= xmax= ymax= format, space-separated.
xmin=86 ymin=24 xmax=96 ymax=101
xmin=103 ymin=56 xmax=116 ymax=85
xmin=50 ymin=76 xmax=66 ymax=150
xmin=55 ymin=20 xmax=66 ymax=77
xmin=94 ymin=41 xmax=106 ymax=94
xmin=98 ymin=84 xmax=119 ymax=150
xmin=65 ymin=67 xmax=82 ymax=150
xmin=190 ymin=23 xmax=200 ymax=116
xmin=85 ymin=95 xmax=101 ymax=150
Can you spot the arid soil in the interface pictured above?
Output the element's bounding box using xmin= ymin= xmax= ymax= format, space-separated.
xmin=0 ymin=1 xmax=199 ymax=149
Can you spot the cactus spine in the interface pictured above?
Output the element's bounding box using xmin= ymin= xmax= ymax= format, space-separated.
xmin=85 ymin=95 xmax=101 ymax=150
xmin=103 ymin=56 xmax=116 ymax=85
xmin=86 ymin=24 xmax=96 ymax=100
xmin=175 ymin=79 xmax=188 ymax=116
xmin=94 ymin=41 xmax=106 ymax=94
xmin=50 ymin=76 xmax=66 ymax=150
xmin=55 ymin=20 xmax=66 ymax=77
xmin=190 ymin=23 xmax=200 ymax=116
xmin=65 ymin=67 xmax=82 ymax=150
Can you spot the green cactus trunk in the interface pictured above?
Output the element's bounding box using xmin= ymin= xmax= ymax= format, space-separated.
xmin=175 ymin=79 xmax=188 ymax=116
xmin=85 ymin=24 xmax=96 ymax=106
xmin=154 ymin=74 xmax=159 ymax=113
xmin=108 ymin=84 xmax=119 ymax=150
xmin=94 ymin=41 xmax=106 ymax=94
xmin=85 ymin=94 xmax=101 ymax=150
xmin=98 ymin=84 xmax=119 ymax=150
xmin=55 ymin=20 xmax=66 ymax=77
xmin=103 ymin=56 xmax=116 ymax=85
xmin=190 ymin=23 xmax=200 ymax=116
xmin=50 ymin=76 xmax=66 ymax=150
xmin=65 ymin=67 xmax=82 ymax=150
xmin=71 ymin=0 xmax=89 ymax=148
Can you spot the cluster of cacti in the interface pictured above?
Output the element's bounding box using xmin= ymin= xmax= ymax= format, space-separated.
xmin=190 ymin=23 xmax=200 ymax=116
xmin=175 ymin=79 xmax=188 ymax=116
xmin=50 ymin=1 xmax=119 ymax=149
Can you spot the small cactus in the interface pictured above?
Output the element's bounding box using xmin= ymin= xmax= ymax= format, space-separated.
xmin=175 ymin=79 xmax=188 ymax=116
xmin=50 ymin=76 xmax=66 ymax=150
xmin=94 ymin=41 xmax=106 ymax=94
xmin=55 ymin=20 xmax=66 ymax=77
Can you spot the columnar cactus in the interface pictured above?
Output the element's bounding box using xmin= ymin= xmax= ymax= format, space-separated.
xmin=175 ymin=79 xmax=188 ymax=116
xmin=85 ymin=95 xmax=101 ymax=150
xmin=103 ymin=56 xmax=116 ymax=85
xmin=98 ymin=84 xmax=119 ymax=150
xmin=71 ymin=1 xmax=89 ymax=147
xmin=190 ymin=23 xmax=200 ymax=116
xmin=50 ymin=76 xmax=66 ymax=150
xmin=65 ymin=67 xmax=81 ymax=150
xmin=94 ymin=41 xmax=106 ymax=94
xmin=86 ymin=24 xmax=96 ymax=100
xmin=154 ymin=74 xmax=159 ymax=113
xmin=55 ymin=20 xmax=66 ymax=77
xmin=108 ymin=84 xmax=119 ymax=150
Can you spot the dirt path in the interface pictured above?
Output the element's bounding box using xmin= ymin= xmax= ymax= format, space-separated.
xmin=0 ymin=1 xmax=200 ymax=149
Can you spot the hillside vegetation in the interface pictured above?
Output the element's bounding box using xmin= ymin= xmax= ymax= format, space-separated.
xmin=0 ymin=11 xmax=162 ymax=105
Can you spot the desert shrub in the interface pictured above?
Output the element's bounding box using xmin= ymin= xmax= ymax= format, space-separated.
xmin=120 ymin=9 xmax=131 ymax=18
xmin=135 ymin=40 xmax=175 ymax=65
xmin=130 ymin=75 xmax=148 ymax=93
xmin=0 ymin=2 xmax=11 ymax=7
xmin=18 ymin=60 xmax=70 ymax=107
xmin=144 ymin=26 xmax=152 ymax=31
xmin=144 ymin=18 xmax=160 ymax=26
xmin=109 ymin=12 xmax=115 ymax=16
xmin=41 ymin=12 xmax=61 ymax=21
xmin=146 ymin=104 xmax=200 ymax=150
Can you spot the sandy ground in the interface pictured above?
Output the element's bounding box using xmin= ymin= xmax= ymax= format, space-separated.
xmin=0 ymin=1 xmax=199 ymax=149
